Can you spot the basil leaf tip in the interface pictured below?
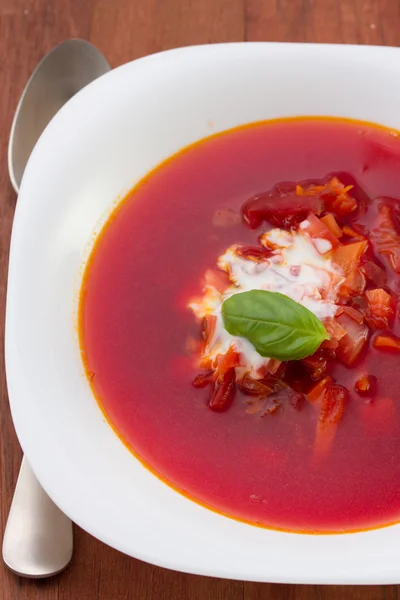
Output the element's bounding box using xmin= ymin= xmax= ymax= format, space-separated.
xmin=221 ymin=290 xmax=329 ymax=361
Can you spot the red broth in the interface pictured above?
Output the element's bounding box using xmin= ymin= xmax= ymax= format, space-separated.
xmin=80 ymin=118 xmax=400 ymax=533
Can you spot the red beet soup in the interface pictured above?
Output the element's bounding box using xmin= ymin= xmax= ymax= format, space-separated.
xmin=80 ymin=118 xmax=400 ymax=533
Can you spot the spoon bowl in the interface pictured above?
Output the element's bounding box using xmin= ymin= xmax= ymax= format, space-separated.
xmin=8 ymin=39 xmax=110 ymax=193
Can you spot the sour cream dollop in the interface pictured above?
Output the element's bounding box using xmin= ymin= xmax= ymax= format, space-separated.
xmin=189 ymin=222 xmax=344 ymax=377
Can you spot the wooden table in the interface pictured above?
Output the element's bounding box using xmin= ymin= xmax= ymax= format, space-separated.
xmin=1 ymin=0 xmax=399 ymax=598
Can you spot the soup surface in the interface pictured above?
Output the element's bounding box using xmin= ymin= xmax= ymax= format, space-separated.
xmin=80 ymin=118 xmax=400 ymax=533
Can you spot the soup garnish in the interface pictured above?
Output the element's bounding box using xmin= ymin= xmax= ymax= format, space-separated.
xmin=188 ymin=175 xmax=388 ymax=456
xmin=80 ymin=117 xmax=400 ymax=533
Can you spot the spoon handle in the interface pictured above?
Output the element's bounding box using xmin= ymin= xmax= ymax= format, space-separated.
xmin=2 ymin=456 xmax=73 ymax=578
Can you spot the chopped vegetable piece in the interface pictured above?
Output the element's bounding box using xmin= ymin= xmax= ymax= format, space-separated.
xmin=320 ymin=213 xmax=342 ymax=238
xmin=372 ymin=333 xmax=400 ymax=352
xmin=296 ymin=178 xmax=357 ymax=218
xmin=299 ymin=213 xmax=340 ymax=250
xmin=314 ymin=384 xmax=347 ymax=457
xmin=350 ymin=295 xmax=368 ymax=314
xmin=338 ymin=306 xmax=364 ymax=324
xmin=193 ymin=371 xmax=216 ymax=388
xmin=256 ymin=362 xmax=286 ymax=387
xmin=306 ymin=376 xmax=333 ymax=405
xmin=371 ymin=203 xmax=400 ymax=274
xmin=332 ymin=240 xmax=368 ymax=276
xmin=296 ymin=183 xmax=325 ymax=197
xmin=202 ymin=314 xmax=217 ymax=342
xmin=355 ymin=374 xmax=377 ymax=397
xmin=360 ymin=258 xmax=387 ymax=287
xmin=238 ymin=374 xmax=273 ymax=396
xmin=335 ymin=313 xmax=369 ymax=366
xmin=342 ymin=225 xmax=366 ymax=241
xmin=319 ymin=384 xmax=347 ymax=425
xmin=209 ymin=368 xmax=236 ymax=412
xmin=234 ymin=245 xmax=273 ymax=261
xmin=242 ymin=189 xmax=324 ymax=229
xmin=322 ymin=177 xmax=358 ymax=217
xmin=263 ymin=359 xmax=283 ymax=376
xmin=323 ymin=318 xmax=347 ymax=350
xmin=199 ymin=356 xmax=213 ymax=370
xmin=217 ymin=347 xmax=241 ymax=375
xmin=365 ymin=288 xmax=394 ymax=329
xmin=301 ymin=350 xmax=328 ymax=380
xmin=339 ymin=269 xmax=366 ymax=299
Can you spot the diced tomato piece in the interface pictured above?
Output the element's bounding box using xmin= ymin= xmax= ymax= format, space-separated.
xmin=238 ymin=373 xmax=273 ymax=396
xmin=322 ymin=318 xmax=347 ymax=350
xmin=299 ymin=213 xmax=340 ymax=251
xmin=265 ymin=359 xmax=282 ymax=375
xmin=257 ymin=361 xmax=286 ymax=387
xmin=193 ymin=371 xmax=216 ymax=388
xmin=319 ymin=384 xmax=347 ymax=425
xmin=370 ymin=203 xmax=400 ymax=274
xmin=209 ymin=368 xmax=236 ymax=412
xmin=365 ymin=288 xmax=394 ymax=329
xmin=322 ymin=177 xmax=358 ymax=217
xmin=321 ymin=338 xmax=339 ymax=351
xmin=306 ymin=376 xmax=333 ymax=405
xmin=325 ymin=318 xmax=348 ymax=339
xmin=360 ymin=258 xmax=387 ymax=287
xmin=338 ymin=306 xmax=364 ymax=324
xmin=366 ymin=288 xmax=393 ymax=315
xmin=332 ymin=240 xmax=368 ymax=276
xmin=338 ymin=269 xmax=366 ymax=299
xmin=355 ymin=374 xmax=377 ymax=397
xmin=301 ymin=349 xmax=328 ymax=381
xmin=350 ymin=295 xmax=368 ymax=314
xmin=242 ymin=193 xmax=324 ymax=229
xmin=335 ymin=313 xmax=369 ymax=366
xmin=314 ymin=384 xmax=347 ymax=457
xmin=372 ymin=333 xmax=400 ymax=352
xmin=320 ymin=213 xmax=342 ymax=238
xmin=278 ymin=361 xmax=311 ymax=396
xmin=217 ymin=347 xmax=241 ymax=375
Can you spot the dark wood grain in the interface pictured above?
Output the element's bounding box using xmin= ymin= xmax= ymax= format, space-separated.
xmin=1 ymin=0 xmax=400 ymax=598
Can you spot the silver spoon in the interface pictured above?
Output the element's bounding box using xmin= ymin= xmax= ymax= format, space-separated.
xmin=4 ymin=39 xmax=111 ymax=578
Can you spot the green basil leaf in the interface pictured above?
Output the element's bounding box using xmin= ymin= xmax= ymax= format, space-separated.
xmin=221 ymin=290 xmax=329 ymax=361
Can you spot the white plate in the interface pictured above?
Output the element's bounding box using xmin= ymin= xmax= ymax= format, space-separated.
xmin=6 ymin=42 xmax=400 ymax=584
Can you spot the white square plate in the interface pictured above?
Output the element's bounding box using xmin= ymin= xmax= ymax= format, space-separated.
xmin=6 ymin=43 xmax=400 ymax=583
